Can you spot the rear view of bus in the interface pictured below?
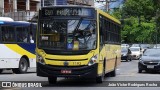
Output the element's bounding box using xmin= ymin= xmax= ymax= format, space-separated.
xmin=36 ymin=6 xmax=121 ymax=84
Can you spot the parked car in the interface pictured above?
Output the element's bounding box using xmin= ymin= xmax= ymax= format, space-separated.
xmin=121 ymin=44 xmax=130 ymax=48
xmin=138 ymin=48 xmax=160 ymax=73
xmin=140 ymin=44 xmax=150 ymax=53
xmin=153 ymin=44 xmax=160 ymax=49
xmin=121 ymin=48 xmax=132 ymax=61
xmin=131 ymin=44 xmax=140 ymax=47
xmin=129 ymin=47 xmax=142 ymax=60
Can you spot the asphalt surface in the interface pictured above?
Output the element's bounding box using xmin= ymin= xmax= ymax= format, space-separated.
xmin=0 ymin=60 xmax=160 ymax=90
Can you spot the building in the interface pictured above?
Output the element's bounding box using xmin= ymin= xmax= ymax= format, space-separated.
xmin=0 ymin=0 xmax=40 ymax=21
xmin=67 ymin=0 xmax=94 ymax=6
xmin=0 ymin=0 xmax=94 ymax=21
xmin=41 ymin=0 xmax=94 ymax=7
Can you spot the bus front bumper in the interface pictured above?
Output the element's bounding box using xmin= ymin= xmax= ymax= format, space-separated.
xmin=37 ymin=62 xmax=98 ymax=78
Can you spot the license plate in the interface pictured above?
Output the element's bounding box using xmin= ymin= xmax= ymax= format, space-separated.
xmin=147 ymin=65 xmax=154 ymax=69
xmin=61 ymin=70 xmax=72 ymax=74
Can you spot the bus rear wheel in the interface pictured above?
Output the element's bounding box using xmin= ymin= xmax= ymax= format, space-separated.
xmin=12 ymin=58 xmax=28 ymax=74
xmin=48 ymin=77 xmax=57 ymax=84
xmin=110 ymin=69 xmax=116 ymax=77
xmin=0 ymin=69 xmax=3 ymax=74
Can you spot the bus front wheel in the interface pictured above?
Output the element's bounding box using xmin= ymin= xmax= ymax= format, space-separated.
xmin=0 ymin=69 xmax=3 ymax=74
xmin=48 ymin=77 xmax=57 ymax=84
xmin=96 ymin=64 xmax=105 ymax=83
xmin=12 ymin=58 xmax=28 ymax=74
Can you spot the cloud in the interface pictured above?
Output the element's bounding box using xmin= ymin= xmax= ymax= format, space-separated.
xmin=94 ymin=2 xmax=106 ymax=9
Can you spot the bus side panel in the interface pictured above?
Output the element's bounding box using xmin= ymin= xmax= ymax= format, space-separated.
xmin=116 ymin=45 xmax=121 ymax=67
xmin=98 ymin=46 xmax=106 ymax=75
xmin=29 ymin=58 xmax=36 ymax=68
xmin=0 ymin=44 xmax=21 ymax=68
xmin=0 ymin=44 xmax=36 ymax=68
xmin=105 ymin=44 xmax=121 ymax=72
xmin=17 ymin=43 xmax=36 ymax=68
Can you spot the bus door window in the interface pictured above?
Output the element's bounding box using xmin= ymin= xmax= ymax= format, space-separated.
xmin=2 ymin=26 xmax=15 ymax=42
xmin=40 ymin=20 xmax=67 ymax=48
xmin=29 ymin=24 xmax=35 ymax=43
xmin=30 ymin=24 xmax=37 ymax=43
xmin=50 ymin=21 xmax=66 ymax=48
xmin=29 ymin=33 xmax=34 ymax=43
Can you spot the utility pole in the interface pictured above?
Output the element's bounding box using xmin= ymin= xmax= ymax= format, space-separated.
xmin=106 ymin=0 xmax=109 ymax=12
xmin=96 ymin=0 xmax=117 ymax=12
xmin=106 ymin=0 xmax=117 ymax=12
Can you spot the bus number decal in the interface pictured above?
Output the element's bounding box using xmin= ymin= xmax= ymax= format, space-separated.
xmin=45 ymin=10 xmax=53 ymax=16
xmin=73 ymin=62 xmax=81 ymax=65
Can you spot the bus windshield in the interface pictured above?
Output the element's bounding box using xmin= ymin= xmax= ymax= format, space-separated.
xmin=38 ymin=19 xmax=96 ymax=50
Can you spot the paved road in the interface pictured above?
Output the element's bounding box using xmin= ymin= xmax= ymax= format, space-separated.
xmin=0 ymin=60 xmax=160 ymax=90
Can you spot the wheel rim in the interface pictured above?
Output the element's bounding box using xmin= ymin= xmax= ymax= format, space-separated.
xmin=20 ymin=61 xmax=27 ymax=71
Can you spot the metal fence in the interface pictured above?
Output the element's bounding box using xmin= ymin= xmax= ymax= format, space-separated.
xmin=0 ymin=8 xmax=38 ymax=21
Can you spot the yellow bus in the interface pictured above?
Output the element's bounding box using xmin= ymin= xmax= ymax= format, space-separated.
xmin=36 ymin=6 xmax=121 ymax=83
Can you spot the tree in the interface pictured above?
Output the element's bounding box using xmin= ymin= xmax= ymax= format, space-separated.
xmin=111 ymin=0 xmax=157 ymax=43
xmin=123 ymin=0 xmax=155 ymax=22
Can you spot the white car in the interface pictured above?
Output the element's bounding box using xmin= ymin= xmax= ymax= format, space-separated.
xmin=121 ymin=44 xmax=130 ymax=48
xmin=130 ymin=47 xmax=142 ymax=60
xmin=131 ymin=44 xmax=140 ymax=47
xmin=153 ymin=44 xmax=160 ymax=48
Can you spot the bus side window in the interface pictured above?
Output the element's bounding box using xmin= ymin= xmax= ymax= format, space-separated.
xmin=2 ymin=26 xmax=15 ymax=42
xmin=16 ymin=27 xmax=29 ymax=43
xmin=99 ymin=15 xmax=104 ymax=45
xmin=30 ymin=24 xmax=37 ymax=43
xmin=29 ymin=32 xmax=34 ymax=43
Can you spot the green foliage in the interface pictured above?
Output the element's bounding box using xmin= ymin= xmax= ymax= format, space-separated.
xmin=123 ymin=0 xmax=155 ymax=19
xmin=111 ymin=0 xmax=159 ymax=44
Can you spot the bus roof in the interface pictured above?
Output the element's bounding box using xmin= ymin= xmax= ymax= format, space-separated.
xmin=96 ymin=8 xmax=121 ymax=24
xmin=0 ymin=17 xmax=14 ymax=21
xmin=0 ymin=21 xmax=31 ymax=27
xmin=40 ymin=5 xmax=120 ymax=24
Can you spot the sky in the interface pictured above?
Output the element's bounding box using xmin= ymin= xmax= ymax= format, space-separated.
xmin=94 ymin=0 xmax=124 ymax=10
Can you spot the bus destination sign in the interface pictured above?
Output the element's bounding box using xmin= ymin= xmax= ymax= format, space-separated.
xmin=41 ymin=7 xmax=94 ymax=17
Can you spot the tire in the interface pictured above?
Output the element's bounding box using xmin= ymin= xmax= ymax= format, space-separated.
xmin=110 ymin=58 xmax=117 ymax=77
xmin=126 ymin=57 xmax=129 ymax=62
xmin=48 ymin=77 xmax=57 ymax=84
xmin=110 ymin=69 xmax=116 ymax=77
xmin=12 ymin=58 xmax=28 ymax=74
xmin=138 ymin=69 xmax=142 ymax=73
xmin=0 ymin=69 xmax=3 ymax=74
xmin=130 ymin=57 xmax=132 ymax=61
xmin=96 ymin=63 xmax=105 ymax=83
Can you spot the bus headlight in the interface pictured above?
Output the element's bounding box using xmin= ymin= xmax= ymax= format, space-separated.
xmin=37 ymin=55 xmax=45 ymax=65
xmin=88 ymin=55 xmax=98 ymax=66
